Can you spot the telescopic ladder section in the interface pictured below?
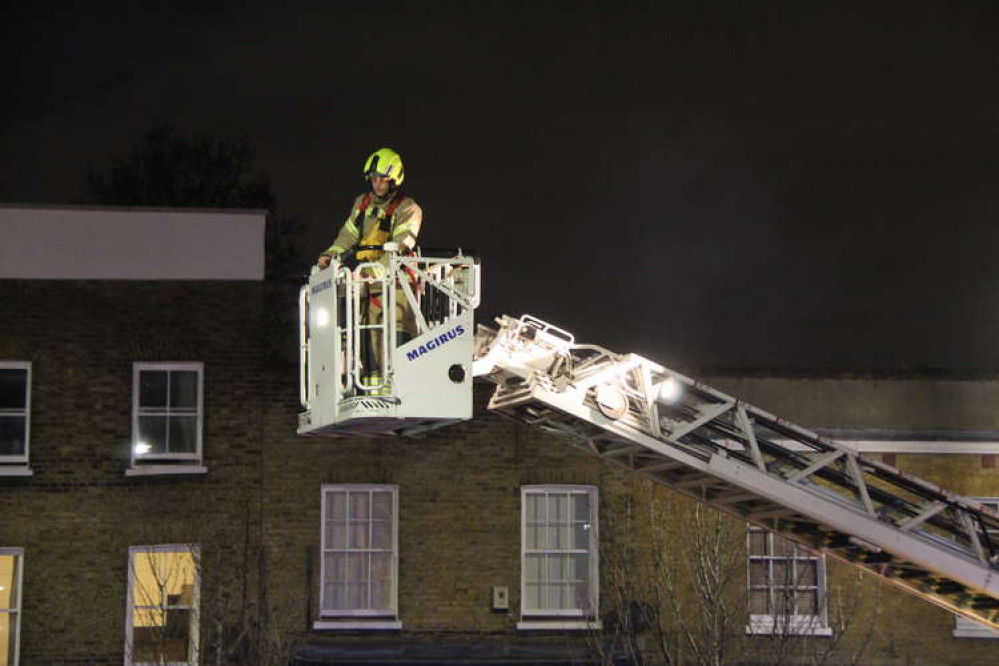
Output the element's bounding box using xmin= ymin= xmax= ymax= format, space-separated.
xmin=472 ymin=315 xmax=999 ymax=631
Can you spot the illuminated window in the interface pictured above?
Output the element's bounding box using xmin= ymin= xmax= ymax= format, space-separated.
xmin=0 ymin=548 xmax=23 ymax=666
xmin=0 ymin=362 xmax=30 ymax=469
xmin=953 ymin=498 xmax=999 ymax=638
xmin=130 ymin=363 xmax=204 ymax=473
xmin=319 ymin=485 xmax=399 ymax=624
xmin=520 ymin=486 xmax=599 ymax=625
xmin=125 ymin=545 xmax=200 ymax=666
xmin=747 ymin=526 xmax=830 ymax=636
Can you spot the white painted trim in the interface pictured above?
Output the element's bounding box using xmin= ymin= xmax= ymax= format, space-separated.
xmin=952 ymin=624 xmax=999 ymax=638
xmin=125 ymin=465 xmax=208 ymax=477
xmin=775 ymin=438 xmax=999 ymax=454
xmin=312 ymin=620 xmax=402 ymax=631
xmin=520 ymin=485 xmax=599 ymax=620
xmin=0 ymin=206 xmax=266 ymax=280
xmin=131 ymin=363 xmax=204 ymax=468
xmin=319 ymin=484 xmax=399 ymax=618
xmin=125 ymin=544 xmax=201 ymax=666
xmin=843 ymin=440 xmax=999 ymax=454
xmin=747 ymin=615 xmax=833 ymax=637
xmin=0 ymin=361 xmax=31 ymax=465
xmin=0 ymin=466 xmax=33 ymax=477
xmin=517 ymin=620 xmax=603 ymax=631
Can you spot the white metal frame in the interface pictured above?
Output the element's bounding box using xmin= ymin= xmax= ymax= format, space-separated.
xmin=954 ymin=498 xmax=999 ymax=638
xmin=747 ymin=526 xmax=831 ymax=636
xmin=124 ymin=544 xmax=201 ymax=666
xmin=130 ymin=363 xmax=204 ymax=468
xmin=0 ymin=361 xmax=31 ymax=468
xmin=474 ymin=314 xmax=999 ymax=631
xmin=318 ymin=484 xmax=400 ymax=622
xmin=0 ymin=547 xmax=23 ymax=666
xmin=520 ymin=485 xmax=599 ymax=622
xmin=298 ymin=249 xmax=480 ymax=437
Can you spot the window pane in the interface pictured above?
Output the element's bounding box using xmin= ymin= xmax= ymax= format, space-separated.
xmin=371 ymin=518 xmax=391 ymax=549
xmin=549 ymin=494 xmax=567 ymax=527
xmin=573 ymin=493 xmax=590 ymax=522
xmin=774 ymin=536 xmax=795 ymax=557
xmin=137 ymin=416 xmax=167 ymax=455
xmin=0 ymin=554 xmax=17 ymax=609
xmin=524 ymin=554 xmax=543 ymax=583
xmin=796 ymin=590 xmax=818 ymax=615
xmin=0 ymin=612 xmax=15 ymax=666
xmin=132 ymin=550 xmax=196 ymax=606
xmin=749 ymin=589 xmax=770 ymax=614
xmin=370 ymin=552 xmax=392 ymax=610
xmin=749 ymin=561 xmax=769 ymax=586
xmin=573 ymin=521 xmax=591 ymax=549
xmin=527 ymin=494 xmax=544 ymax=523
xmin=0 ymin=369 xmax=26 ymax=410
xmin=797 ymin=561 xmax=817 ymax=586
xmin=548 ymin=554 xmax=565 ymax=586
xmin=0 ymin=417 xmax=26 ymax=456
xmin=326 ymin=491 xmax=347 ymax=523
xmin=371 ymin=492 xmax=392 ymax=521
xmin=773 ymin=561 xmax=790 ymax=586
xmin=525 ymin=582 xmax=541 ymax=610
xmin=748 ymin=530 xmax=768 ymax=556
xmin=139 ymin=371 xmax=168 ymax=408
xmin=168 ymin=416 xmax=197 ymax=453
xmin=345 ymin=553 xmax=369 ymax=609
xmin=323 ymin=553 xmax=347 ymax=610
xmin=169 ymin=371 xmax=199 ymax=409
xmin=349 ymin=492 xmax=370 ymax=520
xmin=132 ymin=608 xmax=191 ymax=663
xmin=348 ymin=519 xmax=369 ymax=549
xmin=526 ymin=523 xmax=542 ymax=550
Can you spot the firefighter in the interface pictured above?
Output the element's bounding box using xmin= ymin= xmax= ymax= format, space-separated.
xmin=318 ymin=148 xmax=423 ymax=393
xmin=318 ymin=147 xmax=421 ymax=268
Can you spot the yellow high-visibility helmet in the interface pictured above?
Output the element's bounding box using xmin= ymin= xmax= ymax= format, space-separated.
xmin=363 ymin=148 xmax=405 ymax=186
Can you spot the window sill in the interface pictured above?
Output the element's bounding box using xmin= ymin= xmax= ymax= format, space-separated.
xmin=313 ymin=620 xmax=402 ymax=631
xmin=953 ymin=627 xmax=999 ymax=638
xmin=747 ymin=617 xmax=832 ymax=637
xmin=517 ymin=620 xmax=602 ymax=631
xmin=126 ymin=465 xmax=208 ymax=477
xmin=0 ymin=465 xmax=33 ymax=477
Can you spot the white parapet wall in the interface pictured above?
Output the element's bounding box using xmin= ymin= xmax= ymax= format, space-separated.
xmin=0 ymin=204 xmax=266 ymax=281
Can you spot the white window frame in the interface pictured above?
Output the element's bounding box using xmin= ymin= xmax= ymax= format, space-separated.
xmin=0 ymin=547 xmax=24 ymax=666
xmin=128 ymin=363 xmax=206 ymax=476
xmin=124 ymin=544 xmax=201 ymax=666
xmin=518 ymin=485 xmax=600 ymax=631
xmin=747 ymin=526 xmax=831 ymax=636
xmin=315 ymin=484 xmax=401 ymax=630
xmin=953 ymin=498 xmax=999 ymax=638
xmin=0 ymin=361 xmax=32 ymax=475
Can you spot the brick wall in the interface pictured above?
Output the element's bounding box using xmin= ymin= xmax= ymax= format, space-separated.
xmin=0 ymin=279 xmax=266 ymax=664
xmin=4 ymin=276 xmax=999 ymax=664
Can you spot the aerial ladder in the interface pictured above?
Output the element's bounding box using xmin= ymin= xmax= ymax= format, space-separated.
xmin=299 ymin=252 xmax=999 ymax=631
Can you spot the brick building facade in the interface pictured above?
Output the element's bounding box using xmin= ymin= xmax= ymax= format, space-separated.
xmin=1 ymin=205 xmax=997 ymax=665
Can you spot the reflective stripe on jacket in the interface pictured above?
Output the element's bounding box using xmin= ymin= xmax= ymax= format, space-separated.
xmin=326 ymin=191 xmax=423 ymax=263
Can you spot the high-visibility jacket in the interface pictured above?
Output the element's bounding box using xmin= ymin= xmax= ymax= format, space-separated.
xmin=325 ymin=190 xmax=422 ymax=264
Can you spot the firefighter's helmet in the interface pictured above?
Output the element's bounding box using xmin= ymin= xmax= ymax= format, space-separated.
xmin=363 ymin=148 xmax=405 ymax=186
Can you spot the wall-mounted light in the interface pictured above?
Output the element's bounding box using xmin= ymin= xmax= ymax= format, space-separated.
xmin=316 ymin=307 xmax=330 ymax=328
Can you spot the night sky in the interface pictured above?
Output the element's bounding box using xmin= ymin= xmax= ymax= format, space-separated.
xmin=4 ymin=3 xmax=999 ymax=373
